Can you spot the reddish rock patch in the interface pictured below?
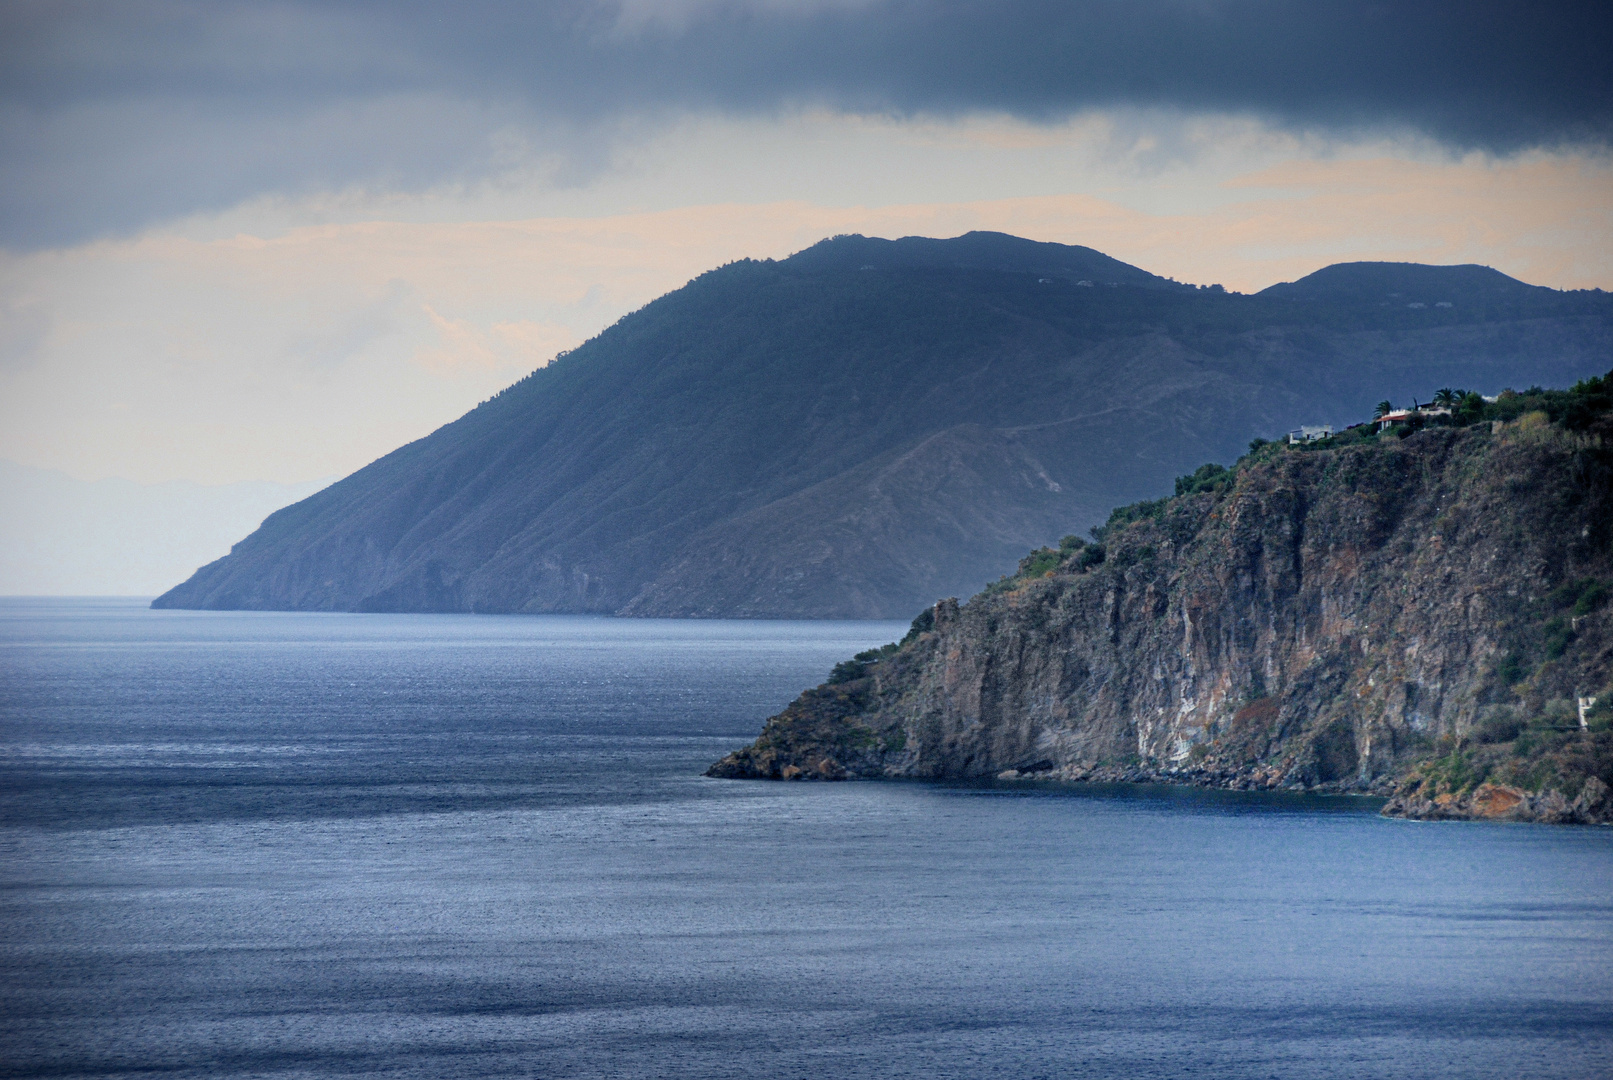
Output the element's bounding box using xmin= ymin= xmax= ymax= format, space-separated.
xmin=1469 ymin=783 xmax=1525 ymax=818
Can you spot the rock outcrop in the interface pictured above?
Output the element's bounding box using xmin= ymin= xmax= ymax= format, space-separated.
xmin=1381 ymin=776 xmax=1610 ymax=825
xmin=710 ymin=399 xmax=1613 ymax=824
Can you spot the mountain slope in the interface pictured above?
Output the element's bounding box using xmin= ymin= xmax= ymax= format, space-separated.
xmin=709 ymin=380 xmax=1613 ymax=824
xmin=155 ymin=232 xmax=1613 ymax=617
xmin=1257 ymin=260 xmax=1558 ymax=312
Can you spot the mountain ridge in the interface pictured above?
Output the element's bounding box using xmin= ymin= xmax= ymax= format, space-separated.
xmin=779 ymin=230 xmax=1184 ymax=287
xmin=154 ymin=233 xmax=1613 ymax=618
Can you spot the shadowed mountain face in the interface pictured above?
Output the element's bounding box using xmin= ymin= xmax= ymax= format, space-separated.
xmin=1257 ymin=261 xmax=1550 ymax=307
xmin=154 ymin=233 xmax=1613 ymax=618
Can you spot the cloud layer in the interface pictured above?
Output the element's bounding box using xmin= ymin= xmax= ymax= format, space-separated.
xmin=4 ymin=150 xmax=1608 ymax=487
xmin=4 ymin=0 xmax=1610 ymax=247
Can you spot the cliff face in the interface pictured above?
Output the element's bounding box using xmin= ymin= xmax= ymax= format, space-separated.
xmin=709 ymin=414 xmax=1613 ymax=824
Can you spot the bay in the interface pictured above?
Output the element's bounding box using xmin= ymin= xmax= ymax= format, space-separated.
xmin=1 ymin=598 xmax=1609 ymax=1079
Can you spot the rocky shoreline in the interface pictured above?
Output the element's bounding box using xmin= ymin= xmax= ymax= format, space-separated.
xmin=709 ymin=398 xmax=1613 ymax=828
xmin=710 ymin=751 xmax=1613 ymax=825
xmin=994 ymin=768 xmax=1613 ymax=824
xmin=1381 ymin=775 xmax=1611 ymax=825
xmin=988 ymin=759 xmax=1390 ymax=794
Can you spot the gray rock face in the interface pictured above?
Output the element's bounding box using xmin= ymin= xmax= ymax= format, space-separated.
xmin=710 ymin=419 xmax=1613 ymax=823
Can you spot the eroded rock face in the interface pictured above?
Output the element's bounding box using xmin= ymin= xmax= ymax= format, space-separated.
xmin=708 ymin=422 xmax=1613 ymax=824
xmin=1381 ymin=776 xmax=1612 ymax=825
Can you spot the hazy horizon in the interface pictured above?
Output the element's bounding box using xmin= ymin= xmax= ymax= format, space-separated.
xmin=0 ymin=459 xmax=330 ymax=596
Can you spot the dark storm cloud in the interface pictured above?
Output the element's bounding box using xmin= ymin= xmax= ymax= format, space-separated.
xmin=2 ymin=0 xmax=1609 ymax=248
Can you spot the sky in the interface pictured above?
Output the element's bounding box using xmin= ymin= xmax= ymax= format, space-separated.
xmin=1 ymin=0 xmax=1610 ymax=509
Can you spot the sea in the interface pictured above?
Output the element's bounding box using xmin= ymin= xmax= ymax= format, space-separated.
xmin=1 ymin=597 xmax=1609 ymax=1080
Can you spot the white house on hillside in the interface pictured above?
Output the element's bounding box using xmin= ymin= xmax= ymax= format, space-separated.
xmin=1288 ymin=424 xmax=1333 ymax=443
xmin=1376 ymin=406 xmax=1451 ymax=431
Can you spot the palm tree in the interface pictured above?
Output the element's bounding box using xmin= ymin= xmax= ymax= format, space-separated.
xmin=1374 ymin=400 xmax=1393 ymax=418
xmin=1432 ymin=387 xmax=1457 ymax=407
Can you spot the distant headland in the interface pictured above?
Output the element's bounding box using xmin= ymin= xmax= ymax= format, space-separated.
xmin=153 ymin=231 xmax=1613 ymax=620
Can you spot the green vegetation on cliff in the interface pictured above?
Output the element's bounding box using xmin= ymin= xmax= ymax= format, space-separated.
xmin=710 ymin=371 xmax=1613 ymax=825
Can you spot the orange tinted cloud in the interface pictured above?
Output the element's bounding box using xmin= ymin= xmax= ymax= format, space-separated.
xmin=2 ymin=150 xmax=1607 ymax=485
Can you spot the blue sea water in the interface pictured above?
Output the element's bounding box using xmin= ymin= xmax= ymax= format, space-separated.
xmin=1 ymin=598 xmax=1609 ymax=1080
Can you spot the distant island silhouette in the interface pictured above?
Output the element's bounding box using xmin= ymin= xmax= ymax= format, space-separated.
xmin=154 ymin=232 xmax=1613 ymax=618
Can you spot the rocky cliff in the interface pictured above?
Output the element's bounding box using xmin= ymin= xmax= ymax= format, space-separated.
xmin=710 ymin=382 xmax=1613 ymax=824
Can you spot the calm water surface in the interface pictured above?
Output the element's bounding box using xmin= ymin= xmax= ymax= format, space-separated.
xmin=1 ymin=598 xmax=1609 ymax=1079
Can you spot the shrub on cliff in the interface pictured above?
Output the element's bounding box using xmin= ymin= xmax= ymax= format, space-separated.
xmin=1174 ymin=462 xmax=1231 ymax=496
xmin=900 ymin=607 xmax=935 ymax=644
xmin=1549 ymin=578 xmax=1608 ymax=618
xmin=1473 ymin=708 xmax=1524 ymax=744
xmin=1481 ymin=369 xmax=1613 ymax=429
xmin=827 ymin=659 xmax=869 ymax=684
xmin=1092 ymin=499 xmax=1169 ymax=541
xmin=1017 ymin=548 xmax=1061 ymax=577
xmin=852 ymin=641 xmax=900 ymax=664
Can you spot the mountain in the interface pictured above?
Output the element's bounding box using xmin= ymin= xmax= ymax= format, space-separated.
xmin=154 ymin=232 xmax=1613 ymax=618
xmin=781 ymin=230 xmax=1182 ymax=287
xmin=708 ymin=379 xmax=1613 ymax=826
xmin=1258 ymin=260 xmax=1553 ymax=308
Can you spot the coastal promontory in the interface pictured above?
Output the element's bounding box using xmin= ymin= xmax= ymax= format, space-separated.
xmin=710 ymin=378 xmax=1613 ymax=824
